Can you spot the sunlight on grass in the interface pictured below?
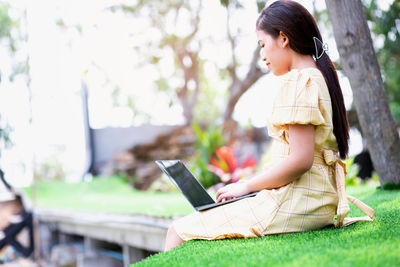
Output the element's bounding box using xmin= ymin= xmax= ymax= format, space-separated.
xmin=23 ymin=176 xmax=400 ymax=266
xmin=134 ymin=185 xmax=400 ymax=267
xmin=24 ymin=176 xmax=192 ymax=217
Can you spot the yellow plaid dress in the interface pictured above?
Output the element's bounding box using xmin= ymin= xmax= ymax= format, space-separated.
xmin=173 ymin=67 xmax=374 ymax=241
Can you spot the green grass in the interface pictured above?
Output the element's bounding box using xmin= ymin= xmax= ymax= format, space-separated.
xmin=25 ymin=177 xmax=400 ymax=266
xmin=134 ymin=186 xmax=400 ymax=267
xmin=24 ymin=176 xmax=192 ymax=217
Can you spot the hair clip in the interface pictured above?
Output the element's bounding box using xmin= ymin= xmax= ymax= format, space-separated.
xmin=313 ymin=37 xmax=328 ymax=60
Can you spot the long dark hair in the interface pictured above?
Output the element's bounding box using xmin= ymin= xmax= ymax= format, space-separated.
xmin=256 ymin=0 xmax=349 ymax=159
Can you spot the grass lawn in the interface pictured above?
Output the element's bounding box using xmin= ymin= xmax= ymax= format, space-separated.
xmin=24 ymin=176 xmax=192 ymax=217
xmin=25 ymin=177 xmax=400 ymax=266
xmin=134 ymin=185 xmax=400 ymax=267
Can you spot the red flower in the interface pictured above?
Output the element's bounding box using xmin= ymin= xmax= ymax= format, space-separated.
xmin=242 ymin=156 xmax=257 ymax=169
xmin=207 ymin=146 xmax=257 ymax=184
xmin=215 ymin=146 xmax=237 ymax=172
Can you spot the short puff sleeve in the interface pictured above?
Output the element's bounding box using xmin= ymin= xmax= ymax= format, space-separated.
xmin=271 ymin=70 xmax=326 ymax=127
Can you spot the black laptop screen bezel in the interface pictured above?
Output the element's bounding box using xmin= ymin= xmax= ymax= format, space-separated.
xmin=155 ymin=160 xmax=215 ymax=208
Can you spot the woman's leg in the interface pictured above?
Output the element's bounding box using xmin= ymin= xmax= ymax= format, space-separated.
xmin=164 ymin=225 xmax=185 ymax=251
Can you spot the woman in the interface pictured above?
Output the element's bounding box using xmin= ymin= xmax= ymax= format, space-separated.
xmin=164 ymin=0 xmax=374 ymax=251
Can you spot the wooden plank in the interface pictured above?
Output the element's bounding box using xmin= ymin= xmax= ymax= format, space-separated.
xmin=123 ymin=245 xmax=145 ymax=266
xmin=35 ymin=208 xmax=175 ymax=252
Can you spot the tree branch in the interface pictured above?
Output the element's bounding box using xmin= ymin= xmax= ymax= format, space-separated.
xmin=226 ymin=3 xmax=238 ymax=83
xmin=223 ymin=46 xmax=266 ymax=122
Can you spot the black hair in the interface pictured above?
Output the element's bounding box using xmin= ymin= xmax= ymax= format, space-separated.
xmin=256 ymin=0 xmax=350 ymax=159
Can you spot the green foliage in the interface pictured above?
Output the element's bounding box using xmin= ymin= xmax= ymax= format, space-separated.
xmin=0 ymin=2 xmax=18 ymax=155
xmin=345 ymin=157 xmax=360 ymax=186
xmin=219 ymin=0 xmax=244 ymax=9
xmin=371 ymin=171 xmax=380 ymax=183
xmin=0 ymin=1 xmax=17 ymax=52
xmin=220 ymin=0 xmax=229 ymax=7
xmin=0 ymin=115 xmax=12 ymax=157
xmin=0 ymin=1 xmax=26 ymax=82
xmin=390 ymin=102 xmax=400 ymax=122
xmin=155 ymin=77 xmax=170 ymax=92
xmin=256 ymin=0 xmax=267 ymax=12
xmin=0 ymin=120 xmax=12 ymax=147
xmin=364 ymin=0 xmax=400 ymax=122
xmin=190 ymin=123 xmax=225 ymax=188
xmin=220 ymin=0 xmax=265 ymax=13
xmin=381 ymin=182 xmax=400 ymax=190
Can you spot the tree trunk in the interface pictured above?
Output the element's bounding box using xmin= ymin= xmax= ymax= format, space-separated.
xmin=176 ymin=49 xmax=199 ymax=125
xmin=223 ymin=46 xmax=265 ymax=123
xmin=326 ymin=0 xmax=400 ymax=186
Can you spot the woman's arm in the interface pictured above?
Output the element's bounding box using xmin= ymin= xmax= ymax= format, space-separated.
xmin=216 ymin=124 xmax=315 ymax=202
xmin=246 ymin=124 xmax=315 ymax=191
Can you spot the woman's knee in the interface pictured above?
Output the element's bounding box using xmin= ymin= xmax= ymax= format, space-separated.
xmin=166 ymin=224 xmax=180 ymax=241
xmin=164 ymin=224 xmax=184 ymax=251
xmin=167 ymin=224 xmax=176 ymax=235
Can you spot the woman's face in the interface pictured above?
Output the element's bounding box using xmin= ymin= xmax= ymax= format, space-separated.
xmin=257 ymin=30 xmax=290 ymax=76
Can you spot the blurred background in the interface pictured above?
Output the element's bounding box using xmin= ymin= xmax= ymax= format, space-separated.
xmin=0 ymin=0 xmax=377 ymax=188
xmin=0 ymin=0 xmax=399 ymax=265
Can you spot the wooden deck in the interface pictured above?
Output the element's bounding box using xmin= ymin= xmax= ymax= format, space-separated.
xmin=35 ymin=208 xmax=175 ymax=266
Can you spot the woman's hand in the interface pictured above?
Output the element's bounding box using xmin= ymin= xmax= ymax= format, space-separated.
xmin=216 ymin=181 xmax=251 ymax=203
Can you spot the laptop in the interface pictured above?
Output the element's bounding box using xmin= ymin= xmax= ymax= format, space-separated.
xmin=155 ymin=160 xmax=258 ymax=211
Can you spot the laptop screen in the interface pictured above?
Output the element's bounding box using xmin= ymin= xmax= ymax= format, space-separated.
xmin=156 ymin=160 xmax=215 ymax=208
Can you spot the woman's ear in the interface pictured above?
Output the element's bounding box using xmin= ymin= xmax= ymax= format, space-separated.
xmin=279 ymin=31 xmax=289 ymax=48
